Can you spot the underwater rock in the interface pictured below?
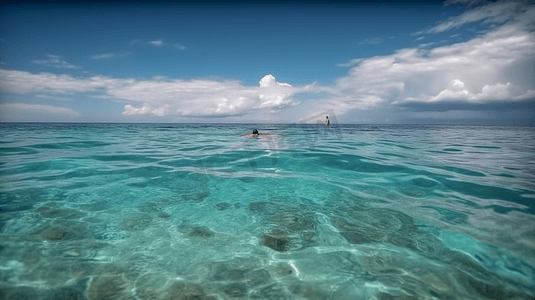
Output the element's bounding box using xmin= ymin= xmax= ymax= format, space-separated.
xmin=223 ymin=283 xmax=247 ymax=298
xmin=46 ymin=278 xmax=89 ymax=300
xmin=288 ymin=282 xmax=339 ymax=300
xmin=20 ymin=249 xmax=41 ymax=265
xmin=270 ymin=263 xmax=294 ymax=278
xmin=0 ymin=286 xmax=40 ymax=300
xmin=333 ymin=218 xmax=385 ymax=244
xmin=332 ymin=207 xmax=420 ymax=245
xmin=274 ymin=210 xmax=317 ymax=232
xmin=214 ymin=202 xmax=230 ymax=211
xmin=0 ymin=214 xmax=11 ymax=232
xmin=42 ymin=225 xmax=84 ymax=241
xmin=79 ymin=201 xmax=111 ymax=212
xmin=178 ymin=225 xmax=215 ymax=238
xmin=70 ymin=262 xmax=98 ymax=278
xmin=249 ymin=282 xmax=292 ymax=300
xmin=250 ymin=202 xmax=318 ymax=233
xmin=157 ymin=212 xmax=171 ymax=219
xmin=361 ymin=251 xmax=408 ymax=276
xmin=134 ymin=273 xmax=170 ymax=300
xmin=262 ymin=230 xmax=291 ymax=252
xmin=0 ymin=202 xmax=34 ymax=213
xmin=85 ymin=263 xmax=142 ymax=299
xmin=212 ymin=263 xmax=247 ymax=281
xmin=189 ymin=227 xmax=214 ymax=237
xmin=160 ymin=281 xmax=216 ymax=300
xmin=86 ymin=274 xmax=132 ymax=300
xmin=245 ymin=269 xmax=272 ymax=287
xmin=117 ymin=213 xmax=152 ymax=231
xmin=137 ymin=198 xmax=169 ymax=212
xmin=208 ymin=259 xmax=271 ymax=288
xmin=95 ymin=263 xmax=140 ymax=280
xmin=249 ymin=202 xmax=268 ymax=212
xmin=181 ymin=191 xmax=210 ymax=202
xmin=24 ymin=221 xmax=89 ymax=242
xmin=461 ymin=274 xmax=531 ymax=300
xmin=35 ymin=205 xmax=86 ymax=219
xmin=249 ymin=202 xmax=319 ymax=251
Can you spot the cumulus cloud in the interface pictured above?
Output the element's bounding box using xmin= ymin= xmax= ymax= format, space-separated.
xmin=0 ymin=70 xmax=309 ymax=118
xmin=120 ymin=74 xmax=305 ymax=117
xmin=333 ymin=13 xmax=535 ymax=111
xmin=320 ymin=11 xmax=535 ymax=117
xmin=2 ymin=2 xmax=534 ymax=123
xmin=425 ymin=80 xmax=535 ymax=103
xmin=31 ymin=54 xmax=79 ymax=69
xmin=0 ymin=103 xmax=79 ymax=122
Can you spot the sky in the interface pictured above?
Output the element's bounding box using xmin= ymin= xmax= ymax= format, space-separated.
xmin=0 ymin=0 xmax=534 ymax=125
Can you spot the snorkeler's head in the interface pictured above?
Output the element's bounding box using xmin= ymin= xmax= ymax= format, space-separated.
xmin=252 ymin=129 xmax=259 ymax=135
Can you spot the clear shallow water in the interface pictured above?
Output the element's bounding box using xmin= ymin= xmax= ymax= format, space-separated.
xmin=1 ymin=123 xmax=534 ymax=300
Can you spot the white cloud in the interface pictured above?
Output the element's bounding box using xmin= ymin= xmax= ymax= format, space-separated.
xmin=149 ymin=39 xmax=164 ymax=47
xmin=430 ymin=1 xmax=526 ymax=33
xmin=119 ymin=74 xmax=305 ymax=117
xmin=445 ymin=0 xmax=494 ymax=8
xmin=0 ymin=70 xmax=310 ymax=118
xmin=91 ymin=52 xmax=132 ymax=60
xmin=31 ymin=54 xmax=80 ymax=69
xmin=174 ymin=44 xmax=187 ymax=50
xmin=420 ymin=79 xmax=535 ymax=103
xmin=0 ymin=69 xmax=109 ymax=94
xmin=312 ymin=11 xmax=535 ymax=116
xmin=34 ymin=94 xmax=72 ymax=101
xmin=91 ymin=53 xmax=116 ymax=59
xmin=418 ymin=42 xmax=436 ymax=48
xmin=0 ymin=103 xmax=79 ymax=122
xmin=337 ymin=58 xmax=364 ymax=67
xmin=2 ymin=4 xmax=534 ymax=123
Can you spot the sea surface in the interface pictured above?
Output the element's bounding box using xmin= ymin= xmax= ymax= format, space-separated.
xmin=1 ymin=123 xmax=534 ymax=299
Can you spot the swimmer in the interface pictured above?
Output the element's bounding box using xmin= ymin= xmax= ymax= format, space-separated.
xmin=242 ymin=128 xmax=269 ymax=137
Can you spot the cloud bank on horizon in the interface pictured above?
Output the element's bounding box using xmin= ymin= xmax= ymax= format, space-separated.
xmin=0 ymin=0 xmax=534 ymax=124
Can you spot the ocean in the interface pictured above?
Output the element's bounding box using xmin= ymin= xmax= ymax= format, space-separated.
xmin=1 ymin=123 xmax=534 ymax=299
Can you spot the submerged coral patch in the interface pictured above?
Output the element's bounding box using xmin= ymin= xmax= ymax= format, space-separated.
xmin=262 ymin=230 xmax=291 ymax=252
xmin=117 ymin=213 xmax=152 ymax=231
xmin=214 ymin=202 xmax=230 ymax=211
xmin=35 ymin=205 xmax=86 ymax=219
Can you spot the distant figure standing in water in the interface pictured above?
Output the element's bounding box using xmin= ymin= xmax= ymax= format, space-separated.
xmin=325 ymin=116 xmax=330 ymax=126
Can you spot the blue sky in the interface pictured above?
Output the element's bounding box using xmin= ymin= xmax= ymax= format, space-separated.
xmin=1 ymin=0 xmax=534 ymax=124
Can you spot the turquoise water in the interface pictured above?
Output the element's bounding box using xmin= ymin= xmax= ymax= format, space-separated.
xmin=1 ymin=123 xmax=534 ymax=299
